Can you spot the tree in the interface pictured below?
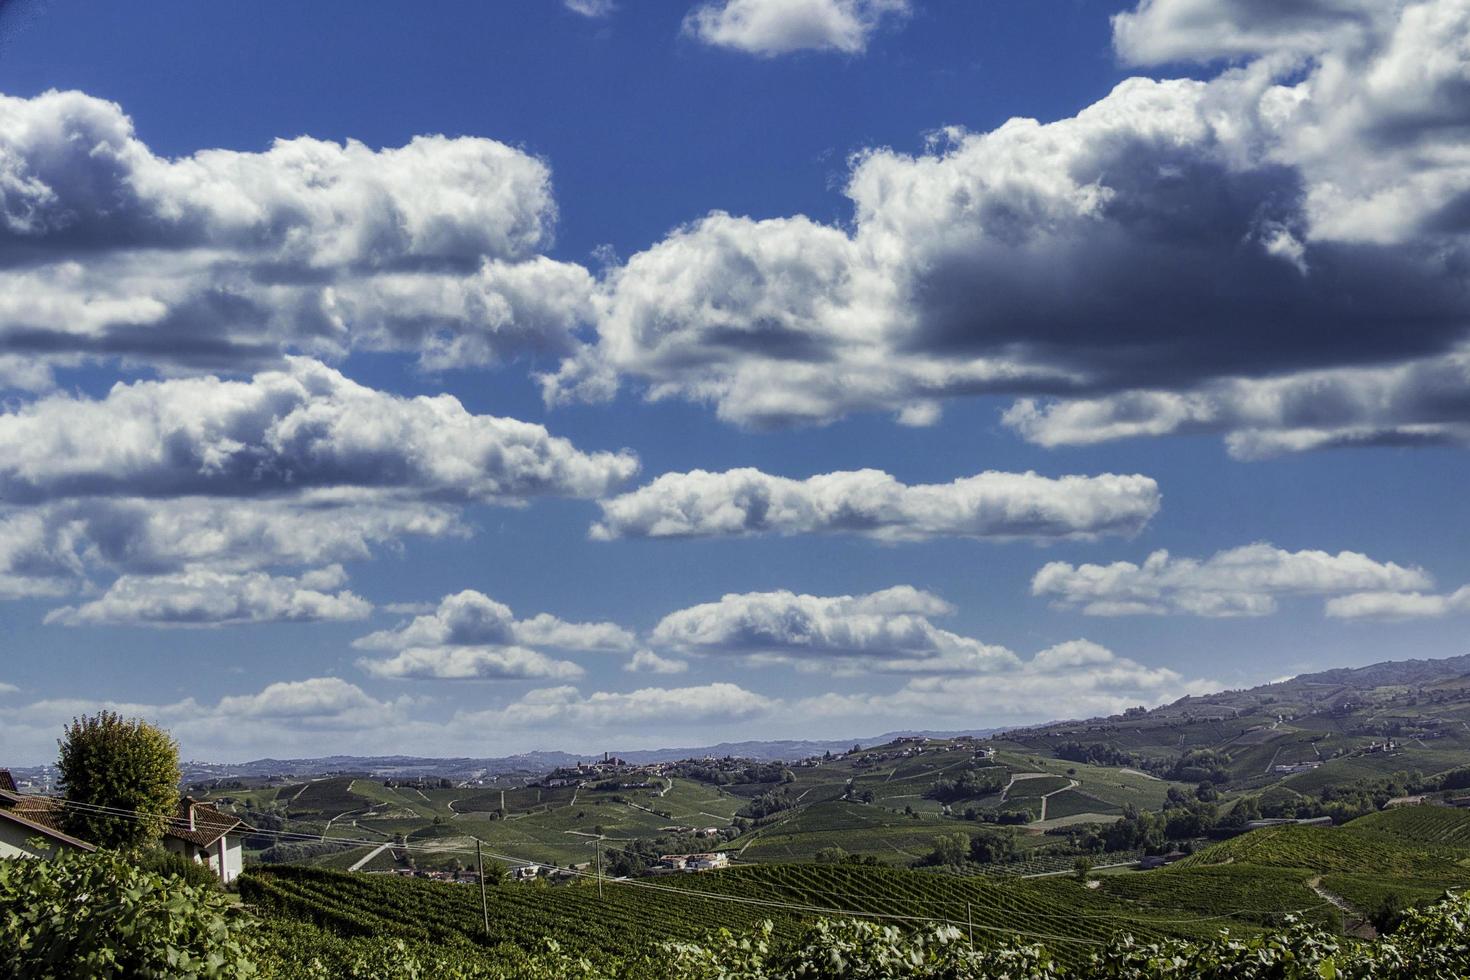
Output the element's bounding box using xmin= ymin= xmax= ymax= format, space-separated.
xmin=1073 ymin=856 xmax=1093 ymax=882
xmin=57 ymin=711 xmax=180 ymax=850
xmin=926 ymin=833 xmax=968 ymax=867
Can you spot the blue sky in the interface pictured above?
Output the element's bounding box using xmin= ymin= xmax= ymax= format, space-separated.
xmin=2 ymin=0 xmax=1469 ymax=763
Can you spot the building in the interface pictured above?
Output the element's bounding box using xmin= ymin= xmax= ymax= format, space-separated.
xmin=0 ymin=773 xmax=251 ymax=884
xmin=161 ymin=798 xmax=253 ymax=884
xmin=0 ymin=772 xmax=96 ymax=860
xmin=660 ymin=851 xmax=729 ymax=871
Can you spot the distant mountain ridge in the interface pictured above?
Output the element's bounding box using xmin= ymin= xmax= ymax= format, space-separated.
xmin=1005 ymin=651 xmax=1470 ymax=740
xmin=171 ymin=729 xmax=1006 ymax=780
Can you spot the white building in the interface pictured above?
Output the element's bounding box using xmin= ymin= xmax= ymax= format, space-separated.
xmin=161 ymin=798 xmax=252 ymax=884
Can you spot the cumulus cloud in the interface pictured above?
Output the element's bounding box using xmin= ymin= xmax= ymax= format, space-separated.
xmin=593 ymin=467 xmax=1160 ymax=542
xmin=1111 ymin=0 xmax=1390 ymax=65
xmin=0 ymin=358 xmax=636 ymax=505
xmin=0 ymin=676 xmax=414 ymax=761
xmin=1005 ymin=349 xmax=1470 ymax=458
xmin=44 ymin=565 xmax=372 ymax=627
xmin=0 ymin=359 xmax=632 ymax=624
xmin=353 ymin=590 xmax=633 ymax=683
xmin=0 ymin=682 xmax=18 ymax=695
xmin=0 ymin=89 xmax=591 ymax=380
xmin=624 ymin=649 xmax=690 ymax=674
xmin=652 ymin=586 xmax=1021 ymax=674
xmin=1326 ymin=585 xmax=1470 ymax=620
xmin=467 ymin=682 xmax=776 ymax=728
xmin=798 ymin=639 xmax=1218 ymax=724
xmin=358 ymin=646 xmax=584 ymax=681
xmin=683 ymin=0 xmax=909 ymax=56
xmin=547 ymin=0 xmax=1470 ymax=451
xmin=354 ymin=590 xmax=635 ymax=652
xmin=1033 ymin=543 xmax=1432 ymax=617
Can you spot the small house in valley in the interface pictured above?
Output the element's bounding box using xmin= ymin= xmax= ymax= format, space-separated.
xmin=161 ymin=798 xmax=252 ymax=884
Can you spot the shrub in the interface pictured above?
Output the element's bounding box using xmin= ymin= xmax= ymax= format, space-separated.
xmin=135 ymin=846 xmax=221 ymax=890
xmin=0 ymin=846 xmax=255 ymax=979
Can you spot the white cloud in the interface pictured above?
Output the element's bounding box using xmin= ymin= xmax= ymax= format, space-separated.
xmin=652 ymin=586 xmax=1021 ymax=674
xmin=683 ymin=0 xmax=909 ymax=56
xmin=798 ymin=639 xmax=1218 ymax=724
xmin=353 ymin=590 xmax=635 ymax=652
xmin=44 ymin=565 xmax=372 ymax=627
xmin=565 ymin=0 xmax=616 ymax=16
xmin=0 ymin=677 xmax=415 ymax=761
xmin=465 ymin=682 xmax=776 ymax=728
xmin=357 ymin=646 xmax=584 ymax=681
xmin=1111 ymin=0 xmax=1391 ymax=65
xmin=1033 ymin=543 xmax=1432 ymax=617
xmin=0 ymin=89 xmax=592 ymax=376
xmin=0 ymin=682 xmax=18 ymax=695
xmin=0 ymin=358 xmax=637 ymax=505
xmin=547 ymin=1 xmax=1470 ymax=450
xmin=1326 ymin=585 xmax=1470 ymax=621
xmin=1005 ymin=349 xmax=1470 ymax=458
xmin=593 ymin=467 xmax=1160 ymax=542
xmin=624 ymin=649 xmax=689 ymax=674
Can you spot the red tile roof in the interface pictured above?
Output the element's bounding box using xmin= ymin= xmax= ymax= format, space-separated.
xmin=0 ymin=770 xmax=16 ymax=793
xmin=163 ymin=799 xmax=253 ymax=848
xmin=0 ymin=795 xmax=95 ymax=852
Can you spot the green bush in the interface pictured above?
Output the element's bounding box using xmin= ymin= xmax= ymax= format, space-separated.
xmin=136 ymin=847 xmax=223 ymax=890
xmin=0 ymin=846 xmax=256 ymax=979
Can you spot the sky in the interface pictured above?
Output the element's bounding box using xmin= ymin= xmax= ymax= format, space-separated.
xmin=2 ymin=0 xmax=1469 ymax=764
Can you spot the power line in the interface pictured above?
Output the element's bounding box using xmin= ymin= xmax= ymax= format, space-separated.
xmin=33 ymin=796 xmax=1332 ymax=941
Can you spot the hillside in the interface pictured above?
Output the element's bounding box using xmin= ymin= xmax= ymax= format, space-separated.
xmin=997 ymin=652 xmax=1470 ymax=793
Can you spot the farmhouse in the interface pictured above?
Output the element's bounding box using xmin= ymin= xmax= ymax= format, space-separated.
xmin=0 ymin=773 xmax=251 ymax=883
xmin=0 ymin=772 xmax=95 ymax=860
xmin=161 ymin=798 xmax=253 ymax=884
xmin=660 ymin=851 xmax=729 ymax=871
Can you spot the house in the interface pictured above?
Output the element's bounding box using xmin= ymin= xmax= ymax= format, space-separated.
xmin=161 ymin=798 xmax=253 ymax=884
xmin=0 ymin=773 xmax=96 ymax=860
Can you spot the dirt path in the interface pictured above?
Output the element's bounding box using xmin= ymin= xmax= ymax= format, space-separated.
xmin=348 ymin=842 xmax=391 ymax=872
xmin=1036 ymin=779 xmax=1080 ymax=822
xmin=1000 ymin=772 xmax=1053 ymax=802
xmin=1307 ymin=875 xmax=1377 ymax=938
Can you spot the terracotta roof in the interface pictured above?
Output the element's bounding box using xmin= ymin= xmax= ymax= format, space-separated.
xmin=0 ymin=799 xmax=95 ymax=852
xmin=163 ymin=799 xmax=253 ymax=848
xmin=0 ymin=770 xmax=16 ymax=793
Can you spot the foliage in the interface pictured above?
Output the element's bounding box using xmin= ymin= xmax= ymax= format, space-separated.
xmin=136 ymin=847 xmax=223 ymax=890
xmin=57 ymin=710 xmax=181 ymax=850
xmin=0 ymin=846 xmax=255 ymax=979
xmin=924 ymin=767 xmax=1006 ymax=804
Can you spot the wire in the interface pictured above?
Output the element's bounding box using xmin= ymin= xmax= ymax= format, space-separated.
xmin=32 ymin=796 xmax=1330 ymax=941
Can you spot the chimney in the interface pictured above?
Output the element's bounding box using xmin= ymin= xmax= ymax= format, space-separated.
xmin=188 ymin=801 xmax=196 ymax=831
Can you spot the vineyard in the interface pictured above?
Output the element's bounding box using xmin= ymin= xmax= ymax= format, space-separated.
xmin=238 ymin=856 xmax=1356 ymax=966
xmin=1177 ymin=822 xmax=1470 ymax=880
xmin=1346 ymin=805 xmax=1470 ymax=845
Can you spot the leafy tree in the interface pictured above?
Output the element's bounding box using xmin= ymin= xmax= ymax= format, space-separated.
xmin=1073 ymin=856 xmax=1093 ymax=882
xmin=57 ymin=710 xmax=180 ymax=850
xmin=969 ymin=829 xmax=1017 ymax=864
xmin=924 ymin=832 xmax=969 ymax=867
xmin=815 ymin=845 xmax=849 ymax=863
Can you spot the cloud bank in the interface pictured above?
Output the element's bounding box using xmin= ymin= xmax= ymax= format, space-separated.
xmin=0 ymin=89 xmax=591 ymax=385
xmin=544 ymin=0 xmax=1470 ymax=456
xmin=593 ymin=468 xmax=1160 ymax=542
xmin=1033 ymin=543 xmax=1432 ymax=617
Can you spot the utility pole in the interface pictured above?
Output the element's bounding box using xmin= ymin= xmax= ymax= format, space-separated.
xmin=966 ymin=902 xmax=974 ymax=952
xmin=597 ymin=842 xmax=604 ymax=899
xmin=476 ymin=839 xmax=490 ymax=938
